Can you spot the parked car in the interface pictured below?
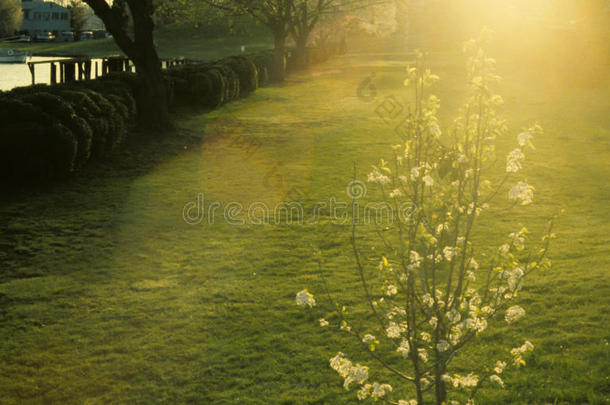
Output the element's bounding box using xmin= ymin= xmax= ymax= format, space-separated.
xmin=34 ymin=32 xmax=55 ymax=42
xmin=57 ymin=31 xmax=74 ymax=42
xmin=15 ymin=34 xmax=31 ymax=43
xmin=79 ymin=31 xmax=94 ymax=41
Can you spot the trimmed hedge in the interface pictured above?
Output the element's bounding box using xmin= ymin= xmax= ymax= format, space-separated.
xmin=0 ymin=46 xmax=344 ymax=185
xmin=0 ymin=76 xmax=137 ymax=184
xmin=0 ymin=97 xmax=77 ymax=183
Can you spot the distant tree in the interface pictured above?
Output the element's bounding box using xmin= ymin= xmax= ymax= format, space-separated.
xmin=205 ymin=0 xmax=293 ymax=81
xmin=289 ymin=0 xmax=335 ymax=69
xmin=83 ymin=0 xmax=170 ymax=130
xmin=0 ymin=0 xmax=22 ymax=38
xmin=69 ymin=0 xmax=89 ymax=33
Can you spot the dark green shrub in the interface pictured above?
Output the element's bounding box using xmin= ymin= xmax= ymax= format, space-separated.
xmin=247 ymin=51 xmax=273 ymax=87
xmin=82 ymin=89 xmax=124 ymax=152
xmin=200 ymin=67 xmax=227 ymax=108
xmin=15 ymin=92 xmax=92 ymax=169
xmin=56 ymin=90 xmax=108 ymax=159
xmin=205 ymin=61 xmax=239 ymax=101
xmin=164 ymin=63 xmax=228 ymax=109
xmin=0 ymin=98 xmax=77 ymax=183
xmin=222 ymin=56 xmax=258 ymax=96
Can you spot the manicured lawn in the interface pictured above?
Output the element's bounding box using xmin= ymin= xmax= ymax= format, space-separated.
xmin=0 ymin=40 xmax=608 ymax=404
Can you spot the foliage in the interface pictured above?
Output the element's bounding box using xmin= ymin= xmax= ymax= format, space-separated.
xmin=0 ymin=98 xmax=77 ymax=183
xmin=154 ymin=0 xmax=260 ymax=37
xmin=0 ymin=0 xmax=21 ymax=37
xmin=0 ymin=76 xmax=138 ymax=184
xmin=298 ymin=34 xmax=555 ymax=404
xmin=68 ymin=0 xmax=89 ymax=33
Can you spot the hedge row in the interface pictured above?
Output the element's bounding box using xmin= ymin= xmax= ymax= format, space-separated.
xmin=0 ymin=74 xmax=137 ymax=184
xmin=164 ymin=52 xmax=273 ymax=109
xmin=0 ymin=44 xmax=345 ymax=185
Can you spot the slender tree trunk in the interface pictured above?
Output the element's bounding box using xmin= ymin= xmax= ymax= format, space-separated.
xmin=434 ymin=362 xmax=447 ymax=404
xmin=294 ymin=33 xmax=309 ymax=70
xmin=271 ymin=31 xmax=287 ymax=82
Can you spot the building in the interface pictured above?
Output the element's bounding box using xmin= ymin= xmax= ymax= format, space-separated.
xmin=20 ymin=0 xmax=71 ymax=37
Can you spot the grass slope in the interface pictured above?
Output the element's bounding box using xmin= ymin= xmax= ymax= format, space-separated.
xmin=0 ymin=44 xmax=609 ymax=404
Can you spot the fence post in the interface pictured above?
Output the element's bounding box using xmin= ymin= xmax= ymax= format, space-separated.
xmin=27 ymin=63 xmax=35 ymax=85
xmin=50 ymin=63 xmax=57 ymax=84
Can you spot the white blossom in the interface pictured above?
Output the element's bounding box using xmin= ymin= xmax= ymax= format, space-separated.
xmin=490 ymin=374 xmax=504 ymax=386
xmin=389 ymin=189 xmax=403 ymax=198
xmin=457 ymin=373 xmax=479 ymax=387
xmin=418 ymin=348 xmax=428 ymax=362
xmin=494 ymin=360 xmax=507 ymax=374
xmin=506 ymin=148 xmax=525 ymax=173
xmin=436 ymin=340 xmax=450 ymax=352
xmin=397 ymin=339 xmax=410 ymax=358
xmin=410 ymin=167 xmax=420 ymax=181
xmin=447 ymin=309 xmax=461 ymax=324
xmin=507 ymin=266 xmax=524 ymax=291
xmin=508 ymin=181 xmax=534 ymax=205
xmin=422 ymin=293 xmax=434 ymax=308
xmin=386 ymin=284 xmax=398 ymax=296
xmin=368 ymin=170 xmax=391 ymax=185
xmin=357 ymin=384 xmax=371 ymax=400
xmin=436 ymin=223 xmax=448 ymax=235
xmin=443 ymin=246 xmax=456 ymax=261
xmin=510 ymin=341 xmax=534 ymax=366
xmin=409 ymin=250 xmax=422 ymax=269
xmin=422 ymin=175 xmax=435 ymax=186
xmin=362 ymin=334 xmax=376 ymax=344
xmin=386 ymin=322 xmax=405 ymax=339
xmin=296 ymin=289 xmax=316 ymax=307
xmin=517 ymin=131 xmax=534 ymax=149
xmin=371 ymin=382 xmax=393 ymax=399
xmin=505 ymin=305 xmax=526 ymax=323
xmin=319 ymin=318 xmax=329 ymax=327
xmin=330 ymin=353 xmax=369 ymax=390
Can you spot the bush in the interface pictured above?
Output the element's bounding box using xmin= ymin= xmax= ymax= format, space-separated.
xmin=55 ymin=89 xmax=108 ymax=159
xmin=0 ymin=98 xmax=77 ymax=183
xmin=164 ymin=64 xmax=224 ymax=108
xmin=14 ymin=92 xmax=92 ymax=169
xmin=221 ymin=55 xmax=258 ymax=96
xmin=82 ymin=89 xmax=125 ymax=152
xmin=206 ymin=61 xmax=240 ymax=101
xmin=247 ymin=51 xmax=273 ymax=87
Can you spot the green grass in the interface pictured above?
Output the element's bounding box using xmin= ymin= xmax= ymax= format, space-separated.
xmin=0 ymin=40 xmax=609 ymax=404
xmin=0 ymin=24 xmax=272 ymax=59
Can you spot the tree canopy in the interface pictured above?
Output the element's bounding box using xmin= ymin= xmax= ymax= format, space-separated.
xmin=0 ymin=0 xmax=22 ymax=38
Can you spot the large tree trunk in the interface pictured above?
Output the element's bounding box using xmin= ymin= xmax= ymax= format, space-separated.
xmin=271 ymin=31 xmax=287 ymax=82
xmin=83 ymin=0 xmax=171 ymax=131
xmin=132 ymin=54 xmax=170 ymax=132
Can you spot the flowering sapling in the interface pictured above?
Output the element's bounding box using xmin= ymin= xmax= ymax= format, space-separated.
xmin=297 ymin=31 xmax=554 ymax=405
